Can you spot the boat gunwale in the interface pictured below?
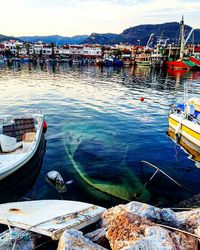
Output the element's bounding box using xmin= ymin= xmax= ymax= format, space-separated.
xmin=0 ymin=114 xmax=44 ymax=180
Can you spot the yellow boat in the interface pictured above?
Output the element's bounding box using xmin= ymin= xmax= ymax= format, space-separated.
xmin=167 ymin=128 xmax=200 ymax=166
xmin=169 ymin=100 xmax=200 ymax=147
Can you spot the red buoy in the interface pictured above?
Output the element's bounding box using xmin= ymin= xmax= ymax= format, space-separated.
xmin=43 ymin=120 xmax=48 ymax=133
xmin=140 ymin=97 xmax=145 ymax=102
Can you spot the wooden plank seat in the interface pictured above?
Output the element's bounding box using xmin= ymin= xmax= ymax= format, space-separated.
xmin=0 ymin=118 xmax=36 ymax=153
xmin=3 ymin=118 xmax=36 ymax=142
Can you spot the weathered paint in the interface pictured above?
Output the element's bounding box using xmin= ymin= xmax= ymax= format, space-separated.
xmin=0 ymin=200 xmax=106 ymax=240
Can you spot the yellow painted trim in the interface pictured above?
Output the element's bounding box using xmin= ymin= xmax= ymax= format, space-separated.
xmin=169 ymin=117 xmax=178 ymax=126
xmin=182 ymin=126 xmax=200 ymax=141
xmin=169 ymin=117 xmax=200 ymax=141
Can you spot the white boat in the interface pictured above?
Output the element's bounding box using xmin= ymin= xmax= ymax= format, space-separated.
xmin=0 ymin=200 xmax=106 ymax=240
xmin=0 ymin=113 xmax=45 ymax=180
xmin=135 ymin=52 xmax=151 ymax=67
xmin=169 ymin=97 xmax=200 ymax=147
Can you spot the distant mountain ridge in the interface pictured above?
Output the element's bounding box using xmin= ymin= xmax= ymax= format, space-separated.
xmin=82 ymin=22 xmax=200 ymax=45
xmin=1 ymin=21 xmax=200 ymax=45
xmin=18 ymin=35 xmax=88 ymax=45
xmin=0 ymin=34 xmax=16 ymax=42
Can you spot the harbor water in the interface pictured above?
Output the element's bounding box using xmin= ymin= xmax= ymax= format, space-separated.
xmin=1 ymin=62 xmax=200 ymax=208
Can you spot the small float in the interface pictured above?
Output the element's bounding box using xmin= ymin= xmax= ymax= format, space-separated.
xmin=0 ymin=113 xmax=46 ymax=180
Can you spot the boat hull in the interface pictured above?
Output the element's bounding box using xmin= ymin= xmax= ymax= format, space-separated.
xmin=169 ymin=114 xmax=200 ymax=147
xmin=0 ymin=200 xmax=106 ymax=240
xmin=165 ymin=60 xmax=191 ymax=70
xmin=136 ymin=61 xmax=150 ymax=67
xmin=167 ymin=128 xmax=200 ymax=165
xmin=0 ymin=114 xmax=44 ymax=180
xmin=190 ymin=56 xmax=200 ymax=67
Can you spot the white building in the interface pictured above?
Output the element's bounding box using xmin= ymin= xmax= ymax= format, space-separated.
xmin=83 ymin=45 xmax=102 ymax=57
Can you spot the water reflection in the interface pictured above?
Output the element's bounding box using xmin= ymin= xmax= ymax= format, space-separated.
xmin=167 ymin=128 xmax=200 ymax=168
xmin=0 ymin=63 xmax=200 ymax=208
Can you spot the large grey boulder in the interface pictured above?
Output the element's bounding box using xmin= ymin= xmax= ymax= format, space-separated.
xmin=57 ymin=229 xmax=107 ymax=250
xmin=102 ymin=201 xmax=199 ymax=250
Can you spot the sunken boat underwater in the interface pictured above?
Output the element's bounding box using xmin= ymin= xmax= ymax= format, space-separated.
xmin=0 ymin=113 xmax=47 ymax=180
xmin=63 ymin=131 xmax=150 ymax=202
xmin=169 ymin=97 xmax=200 ymax=147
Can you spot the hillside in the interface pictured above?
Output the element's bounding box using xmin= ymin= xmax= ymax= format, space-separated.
xmin=82 ymin=22 xmax=200 ymax=45
xmin=0 ymin=34 xmax=16 ymax=42
xmin=18 ymin=35 xmax=88 ymax=45
xmin=1 ymin=22 xmax=199 ymax=46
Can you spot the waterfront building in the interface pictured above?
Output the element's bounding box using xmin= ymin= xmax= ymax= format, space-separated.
xmin=83 ymin=44 xmax=102 ymax=57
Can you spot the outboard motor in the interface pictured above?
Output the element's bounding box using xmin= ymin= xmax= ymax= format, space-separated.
xmin=46 ymin=171 xmax=66 ymax=193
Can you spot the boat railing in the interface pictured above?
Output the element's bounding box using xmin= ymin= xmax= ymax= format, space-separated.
xmin=140 ymin=160 xmax=195 ymax=193
xmin=140 ymin=160 xmax=182 ymax=187
xmin=170 ymin=105 xmax=200 ymax=124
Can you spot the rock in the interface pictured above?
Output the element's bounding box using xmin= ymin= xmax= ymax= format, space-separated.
xmin=102 ymin=202 xmax=200 ymax=250
xmin=102 ymin=201 xmax=179 ymax=228
xmin=102 ymin=204 xmax=126 ymax=228
xmin=175 ymin=209 xmax=200 ymax=232
xmin=105 ymin=210 xmax=198 ymax=250
xmin=0 ymin=228 xmax=35 ymax=250
xmin=85 ymin=228 xmax=110 ymax=249
xmin=194 ymin=225 xmax=200 ymax=238
xmin=179 ymin=193 xmax=200 ymax=208
xmin=57 ymin=229 xmax=107 ymax=250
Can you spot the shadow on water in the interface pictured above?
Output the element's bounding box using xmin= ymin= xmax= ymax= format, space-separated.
xmin=0 ymin=135 xmax=46 ymax=203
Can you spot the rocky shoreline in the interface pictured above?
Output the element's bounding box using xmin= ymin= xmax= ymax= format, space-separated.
xmin=58 ymin=201 xmax=200 ymax=250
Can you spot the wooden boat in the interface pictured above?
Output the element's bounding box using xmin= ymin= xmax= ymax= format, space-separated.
xmin=169 ymin=99 xmax=200 ymax=147
xmin=63 ymin=130 xmax=150 ymax=202
xmin=135 ymin=53 xmax=151 ymax=67
xmin=0 ymin=113 xmax=46 ymax=180
xmin=0 ymin=200 xmax=106 ymax=241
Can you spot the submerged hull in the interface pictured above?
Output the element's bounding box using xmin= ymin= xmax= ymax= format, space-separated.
xmin=169 ymin=113 xmax=200 ymax=147
xmin=63 ymin=131 xmax=150 ymax=202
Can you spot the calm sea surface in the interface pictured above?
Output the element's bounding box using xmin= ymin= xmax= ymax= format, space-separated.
xmin=1 ymin=62 xmax=200 ymax=208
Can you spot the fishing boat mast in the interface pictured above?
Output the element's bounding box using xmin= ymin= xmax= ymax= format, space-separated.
xmin=180 ymin=15 xmax=185 ymax=59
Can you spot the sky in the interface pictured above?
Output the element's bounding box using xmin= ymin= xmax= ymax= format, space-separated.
xmin=1 ymin=0 xmax=200 ymax=37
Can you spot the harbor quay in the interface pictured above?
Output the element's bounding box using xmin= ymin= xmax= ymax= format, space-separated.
xmin=0 ymin=39 xmax=200 ymax=68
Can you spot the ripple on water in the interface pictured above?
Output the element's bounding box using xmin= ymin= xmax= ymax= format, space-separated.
xmin=0 ymin=64 xmax=200 ymax=207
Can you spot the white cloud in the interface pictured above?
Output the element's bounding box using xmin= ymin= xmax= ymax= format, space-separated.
xmin=0 ymin=0 xmax=199 ymax=36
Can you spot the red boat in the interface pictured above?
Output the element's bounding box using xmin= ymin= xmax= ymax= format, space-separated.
xmin=189 ymin=56 xmax=200 ymax=67
xmin=165 ymin=59 xmax=196 ymax=70
xmin=165 ymin=16 xmax=197 ymax=71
